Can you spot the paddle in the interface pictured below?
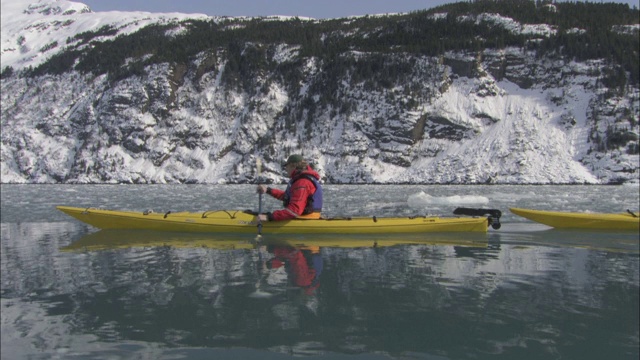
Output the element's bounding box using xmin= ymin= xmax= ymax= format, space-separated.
xmin=256 ymin=158 xmax=263 ymax=240
xmin=249 ymin=158 xmax=272 ymax=298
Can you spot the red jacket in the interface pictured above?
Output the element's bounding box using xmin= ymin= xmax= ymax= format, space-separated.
xmin=267 ymin=166 xmax=321 ymax=221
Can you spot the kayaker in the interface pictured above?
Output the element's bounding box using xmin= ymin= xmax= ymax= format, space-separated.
xmin=256 ymin=154 xmax=323 ymax=221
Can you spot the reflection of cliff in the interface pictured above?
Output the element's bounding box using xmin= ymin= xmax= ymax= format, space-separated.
xmin=1 ymin=223 xmax=638 ymax=357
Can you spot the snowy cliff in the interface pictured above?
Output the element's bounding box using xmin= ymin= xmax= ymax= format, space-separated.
xmin=1 ymin=0 xmax=638 ymax=184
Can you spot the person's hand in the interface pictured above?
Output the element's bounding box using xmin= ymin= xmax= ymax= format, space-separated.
xmin=256 ymin=185 xmax=267 ymax=194
xmin=258 ymin=214 xmax=269 ymax=222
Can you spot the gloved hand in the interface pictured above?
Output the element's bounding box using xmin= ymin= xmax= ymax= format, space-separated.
xmin=256 ymin=185 xmax=267 ymax=194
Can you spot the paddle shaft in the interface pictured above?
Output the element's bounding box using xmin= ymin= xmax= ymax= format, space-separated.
xmin=258 ymin=192 xmax=263 ymax=234
xmin=256 ymin=159 xmax=263 ymax=237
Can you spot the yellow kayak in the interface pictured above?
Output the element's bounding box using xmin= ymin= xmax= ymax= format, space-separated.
xmin=56 ymin=206 xmax=499 ymax=234
xmin=510 ymin=208 xmax=640 ymax=231
xmin=60 ymin=230 xmax=488 ymax=252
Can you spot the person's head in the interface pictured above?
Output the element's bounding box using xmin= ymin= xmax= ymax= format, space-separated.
xmin=283 ymin=154 xmax=308 ymax=175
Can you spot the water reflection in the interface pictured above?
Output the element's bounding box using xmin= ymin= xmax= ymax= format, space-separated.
xmin=60 ymin=229 xmax=490 ymax=251
xmin=257 ymin=244 xmax=323 ymax=297
xmin=1 ymin=223 xmax=638 ymax=359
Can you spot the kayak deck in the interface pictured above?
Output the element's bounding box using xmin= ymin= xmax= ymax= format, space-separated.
xmin=56 ymin=206 xmax=496 ymax=234
xmin=510 ymin=207 xmax=640 ymax=231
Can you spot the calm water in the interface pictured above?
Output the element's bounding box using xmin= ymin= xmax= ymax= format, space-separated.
xmin=1 ymin=184 xmax=639 ymax=360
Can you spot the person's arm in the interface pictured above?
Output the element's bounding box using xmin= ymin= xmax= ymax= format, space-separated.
xmin=267 ymin=187 xmax=285 ymax=200
xmin=257 ymin=185 xmax=284 ymax=200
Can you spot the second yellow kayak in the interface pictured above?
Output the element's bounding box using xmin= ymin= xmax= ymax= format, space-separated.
xmin=510 ymin=207 xmax=639 ymax=231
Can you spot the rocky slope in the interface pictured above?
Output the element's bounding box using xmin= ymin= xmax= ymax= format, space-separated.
xmin=1 ymin=0 xmax=638 ymax=184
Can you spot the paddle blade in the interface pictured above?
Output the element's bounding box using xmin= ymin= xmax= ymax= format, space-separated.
xmin=256 ymin=158 xmax=262 ymax=179
xmin=248 ymin=290 xmax=273 ymax=298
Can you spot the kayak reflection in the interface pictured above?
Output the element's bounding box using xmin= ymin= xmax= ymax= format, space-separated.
xmin=62 ymin=230 xmax=487 ymax=301
xmin=60 ymin=229 xmax=489 ymax=252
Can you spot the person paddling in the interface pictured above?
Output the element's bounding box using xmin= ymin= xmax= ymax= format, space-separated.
xmin=256 ymin=155 xmax=323 ymax=221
